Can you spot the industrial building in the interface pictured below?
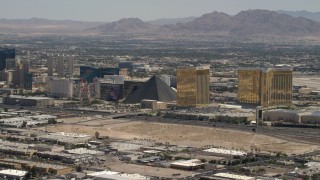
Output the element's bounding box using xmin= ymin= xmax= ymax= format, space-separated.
xmin=202 ymin=173 xmax=255 ymax=180
xmin=203 ymin=148 xmax=247 ymax=157
xmin=87 ymin=170 xmax=149 ymax=180
xmin=177 ymin=66 xmax=210 ymax=107
xmin=0 ymin=158 xmax=72 ymax=175
xmin=170 ymin=159 xmax=204 ymax=170
xmin=238 ymin=66 xmax=293 ymax=108
xmin=0 ymin=169 xmax=28 ymax=180
xmin=3 ymin=95 xmax=54 ymax=107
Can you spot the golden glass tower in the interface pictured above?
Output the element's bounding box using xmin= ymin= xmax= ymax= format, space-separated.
xmin=177 ymin=67 xmax=210 ymax=107
xmin=238 ymin=67 xmax=292 ymax=108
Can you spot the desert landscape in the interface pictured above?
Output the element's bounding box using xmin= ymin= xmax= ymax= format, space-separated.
xmin=40 ymin=118 xmax=319 ymax=155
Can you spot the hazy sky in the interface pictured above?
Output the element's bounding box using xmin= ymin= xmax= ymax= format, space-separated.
xmin=1 ymin=0 xmax=320 ymax=22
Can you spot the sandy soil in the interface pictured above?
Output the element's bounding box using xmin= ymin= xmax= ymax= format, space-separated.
xmin=108 ymin=163 xmax=194 ymax=178
xmin=41 ymin=119 xmax=319 ymax=155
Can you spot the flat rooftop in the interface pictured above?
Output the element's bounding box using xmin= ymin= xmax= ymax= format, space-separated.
xmin=0 ymin=169 xmax=28 ymax=177
xmin=203 ymin=148 xmax=247 ymax=156
xmin=213 ymin=173 xmax=255 ymax=180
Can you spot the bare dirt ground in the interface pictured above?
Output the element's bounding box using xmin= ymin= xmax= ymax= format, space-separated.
xmin=108 ymin=163 xmax=194 ymax=178
xmin=40 ymin=118 xmax=319 ymax=155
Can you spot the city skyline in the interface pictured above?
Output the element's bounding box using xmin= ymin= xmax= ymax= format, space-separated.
xmin=1 ymin=0 xmax=320 ymax=22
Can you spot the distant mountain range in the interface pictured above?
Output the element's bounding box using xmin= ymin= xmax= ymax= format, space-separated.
xmin=148 ymin=17 xmax=197 ymax=25
xmin=277 ymin=10 xmax=320 ymax=22
xmin=88 ymin=18 xmax=157 ymax=33
xmin=0 ymin=18 xmax=104 ymax=34
xmin=1 ymin=10 xmax=320 ymax=37
xmin=91 ymin=10 xmax=320 ymax=37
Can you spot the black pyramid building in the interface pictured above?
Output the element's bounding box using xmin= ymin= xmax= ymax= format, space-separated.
xmin=124 ymin=75 xmax=176 ymax=104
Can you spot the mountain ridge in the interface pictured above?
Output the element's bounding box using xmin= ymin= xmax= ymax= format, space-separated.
xmin=1 ymin=10 xmax=320 ymax=37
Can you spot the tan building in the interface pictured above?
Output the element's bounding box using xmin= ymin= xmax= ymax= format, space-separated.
xmin=177 ymin=67 xmax=210 ymax=107
xmin=238 ymin=66 xmax=293 ymax=108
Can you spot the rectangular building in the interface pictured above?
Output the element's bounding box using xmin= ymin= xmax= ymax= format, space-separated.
xmin=50 ymin=78 xmax=74 ymax=98
xmin=177 ymin=67 xmax=210 ymax=107
xmin=238 ymin=66 xmax=292 ymax=108
xmin=0 ymin=48 xmax=15 ymax=71
xmin=94 ymin=75 xmax=124 ymax=101
xmin=80 ymin=66 xmax=120 ymax=83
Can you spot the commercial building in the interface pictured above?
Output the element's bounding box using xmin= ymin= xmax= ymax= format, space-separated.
xmin=0 ymin=48 xmax=15 ymax=71
xmin=301 ymin=112 xmax=320 ymax=125
xmin=67 ymin=55 xmax=74 ymax=77
xmin=47 ymin=54 xmax=54 ymax=77
xmin=118 ymin=61 xmax=133 ymax=71
xmin=124 ymin=75 xmax=176 ymax=104
xmin=94 ymin=75 xmax=125 ymax=101
xmin=50 ymin=78 xmax=74 ymax=98
xmin=238 ymin=66 xmax=293 ymax=108
xmin=57 ymin=54 xmax=65 ymax=78
xmin=87 ymin=170 xmax=149 ymax=180
xmin=170 ymin=159 xmax=204 ymax=170
xmin=0 ymin=169 xmax=27 ymax=180
xmin=177 ymin=67 xmax=210 ymax=107
xmin=3 ymin=95 xmax=54 ymax=107
xmin=11 ymin=60 xmax=32 ymax=90
xmin=80 ymin=66 xmax=120 ymax=83
xmin=0 ymin=158 xmax=72 ymax=175
xmin=203 ymin=148 xmax=247 ymax=157
xmin=263 ymin=109 xmax=302 ymax=123
xmin=141 ymin=99 xmax=168 ymax=110
xmin=205 ymin=173 xmax=255 ymax=180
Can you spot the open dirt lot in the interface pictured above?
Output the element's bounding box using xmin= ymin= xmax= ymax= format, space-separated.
xmin=40 ymin=119 xmax=319 ymax=155
xmin=108 ymin=163 xmax=194 ymax=178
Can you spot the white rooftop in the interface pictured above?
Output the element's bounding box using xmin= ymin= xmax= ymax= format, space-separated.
xmin=203 ymin=148 xmax=247 ymax=156
xmin=66 ymin=148 xmax=103 ymax=155
xmin=87 ymin=170 xmax=149 ymax=180
xmin=170 ymin=159 xmax=203 ymax=167
xmin=0 ymin=169 xmax=28 ymax=177
xmin=213 ymin=173 xmax=255 ymax=180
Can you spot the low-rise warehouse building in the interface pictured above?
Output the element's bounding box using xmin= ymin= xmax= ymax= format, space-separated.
xmin=37 ymin=132 xmax=92 ymax=145
xmin=65 ymin=148 xmax=104 ymax=156
xmin=203 ymin=148 xmax=247 ymax=157
xmin=3 ymin=95 xmax=54 ymax=107
xmin=170 ymin=159 xmax=204 ymax=170
xmin=87 ymin=170 xmax=149 ymax=180
xmin=0 ymin=158 xmax=72 ymax=175
xmin=0 ymin=169 xmax=28 ymax=180
xmin=263 ymin=109 xmax=302 ymax=123
xmin=301 ymin=112 xmax=320 ymax=125
xmin=36 ymin=151 xmax=94 ymax=164
xmin=202 ymin=173 xmax=255 ymax=180
xmin=263 ymin=109 xmax=320 ymax=125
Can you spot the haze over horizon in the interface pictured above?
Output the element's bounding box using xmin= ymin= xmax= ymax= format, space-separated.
xmin=1 ymin=0 xmax=320 ymax=22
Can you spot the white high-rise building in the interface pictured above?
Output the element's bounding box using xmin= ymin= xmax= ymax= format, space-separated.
xmin=67 ymin=55 xmax=74 ymax=77
xmin=57 ymin=54 xmax=65 ymax=78
xmin=50 ymin=78 xmax=74 ymax=98
xmin=47 ymin=54 xmax=54 ymax=77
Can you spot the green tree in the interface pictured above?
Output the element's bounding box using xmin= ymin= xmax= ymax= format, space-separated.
xmin=21 ymin=121 xmax=27 ymax=128
xmin=95 ymin=131 xmax=100 ymax=139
